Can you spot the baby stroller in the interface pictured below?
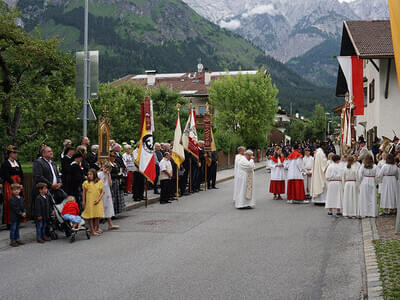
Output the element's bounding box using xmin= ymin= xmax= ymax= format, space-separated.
xmin=48 ymin=193 xmax=91 ymax=243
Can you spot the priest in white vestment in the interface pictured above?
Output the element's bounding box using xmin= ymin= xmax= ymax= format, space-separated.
xmin=233 ymin=146 xmax=246 ymax=203
xmin=285 ymin=145 xmax=307 ymax=203
xmin=235 ymin=150 xmax=256 ymax=209
xmin=311 ymin=148 xmax=328 ymax=204
xmin=302 ymin=148 xmax=314 ymax=199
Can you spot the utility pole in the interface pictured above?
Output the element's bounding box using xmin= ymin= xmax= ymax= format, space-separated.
xmin=83 ymin=0 xmax=89 ymax=136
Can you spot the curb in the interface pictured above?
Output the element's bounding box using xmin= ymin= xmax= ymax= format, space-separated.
xmin=362 ymin=217 xmax=383 ymax=300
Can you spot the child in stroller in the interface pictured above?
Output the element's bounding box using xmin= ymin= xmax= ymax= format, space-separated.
xmin=48 ymin=193 xmax=90 ymax=242
xmin=61 ymin=196 xmax=84 ymax=231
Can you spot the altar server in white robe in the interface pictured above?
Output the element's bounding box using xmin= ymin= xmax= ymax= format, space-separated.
xmin=377 ymin=152 xmax=387 ymax=195
xmin=285 ymin=144 xmax=307 ymax=204
xmin=269 ymin=147 xmax=285 ymax=200
xmin=311 ymin=148 xmax=328 ymax=204
xmin=233 ymin=146 xmax=246 ymax=203
xmin=339 ymin=154 xmax=348 ymax=169
xmin=377 ymin=154 xmax=399 ymax=215
xmin=358 ymin=155 xmax=378 ymax=217
xmin=235 ymin=150 xmax=256 ymax=209
xmin=303 ymin=148 xmax=314 ymax=199
xmin=342 ymin=156 xmax=359 ymax=217
xmin=325 ymin=155 xmax=343 ymax=216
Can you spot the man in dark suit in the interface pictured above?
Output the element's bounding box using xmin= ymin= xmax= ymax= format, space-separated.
xmin=87 ymin=144 xmax=99 ymax=170
xmin=32 ymin=146 xmax=62 ymax=238
xmin=33 ymin=146 xmax=62 ymax=195
xmin=207 ymin=150 xmax=218 ymax=189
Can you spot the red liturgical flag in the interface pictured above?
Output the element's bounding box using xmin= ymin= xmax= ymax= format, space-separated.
xmin=337 ymin=56 xmax=364 ymax=116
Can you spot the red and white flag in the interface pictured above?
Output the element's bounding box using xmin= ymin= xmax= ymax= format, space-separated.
xmin=182 ymin=108 xmax=199 ymax=159
xmin=338 ymin=56 xmax=364 ymax=116
xmin=136 ymin=97 xmax=156 ymax=183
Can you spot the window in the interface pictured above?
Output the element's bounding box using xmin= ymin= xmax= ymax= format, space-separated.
xmin=363 ymin=87 xmax=368 ymax=107
xmin=369 ymin=79 xmax=375 ymax=103
xmin=199 ymin=106 xmax=206 ymax=115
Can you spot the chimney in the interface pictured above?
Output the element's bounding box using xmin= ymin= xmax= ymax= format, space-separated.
xmin=145 ymin=70 xmax=157 ymax=86
xmin=204 ymin=68 xmax=211 ymax=85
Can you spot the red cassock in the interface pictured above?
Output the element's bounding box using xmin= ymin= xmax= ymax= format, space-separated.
xmin=269 ymin=156 xmax=285 ymax=194
xmin=269 ymin=181 xmax=285 ymax=194
xmin=287 ymin=180 xmax=306 ymax=201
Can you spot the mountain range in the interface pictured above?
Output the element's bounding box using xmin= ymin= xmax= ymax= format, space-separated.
xmin=4 ymin=0 xmax=342 ymax=116
xmin=183 ymin=0 xmax=389 ymax=86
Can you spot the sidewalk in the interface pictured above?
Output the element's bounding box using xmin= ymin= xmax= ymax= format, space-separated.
xmin=0 ymin=161 xmax=265 ymax=249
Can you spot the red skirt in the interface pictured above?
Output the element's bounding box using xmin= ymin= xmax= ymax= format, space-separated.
xmin=270 ymin=180 xmax=285 ymax=194
xmin=287 ymin=179 xmax=306 ymax=201
xmin=3 ymin=175 xmax=25 ymax=224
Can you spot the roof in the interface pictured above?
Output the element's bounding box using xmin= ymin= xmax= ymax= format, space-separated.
xmin=343 ymin=20 xmax=394 ymax=59
xmin=336 ymin=20 xmax=393 ymax=97
xmin=112 ymin=70 xmax=259 ymax=96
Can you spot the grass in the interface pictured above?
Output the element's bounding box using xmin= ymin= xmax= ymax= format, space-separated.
xmin=374 ymin=240 xmax=400 ymax=299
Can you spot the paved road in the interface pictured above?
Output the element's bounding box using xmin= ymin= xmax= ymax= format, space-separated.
xmin=0 ymin=170 xmax=363 ymax=300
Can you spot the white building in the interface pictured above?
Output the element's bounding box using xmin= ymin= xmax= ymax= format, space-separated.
xmin=336 ymin=20 xmax=400 ymax=147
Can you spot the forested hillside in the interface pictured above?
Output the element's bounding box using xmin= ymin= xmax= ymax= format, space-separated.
xmin=14 ymin=0 xmax=341 ymax=115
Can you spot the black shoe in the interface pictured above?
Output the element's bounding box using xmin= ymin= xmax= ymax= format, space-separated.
xmin=169 ymin=197 xmax=177 ymax=201
xmin=154 ymin=190 xmax=160 ymax=194
xmin=160 ymin=201 xmax=171 ymax=204
xmin=181 ymin=192 xmax=190 ymax=196
xmin=212 ymin=186 xmax=218 ymax=189
xmin=133 ymin=199 xmax=141 ymax=202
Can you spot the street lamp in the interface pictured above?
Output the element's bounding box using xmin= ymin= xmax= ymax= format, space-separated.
xmin=325 ymin=112 xmax=330 ymax=141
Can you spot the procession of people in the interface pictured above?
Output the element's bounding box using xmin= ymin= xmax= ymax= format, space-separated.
xmin=264 ymin=136 xmax=400 ymax=221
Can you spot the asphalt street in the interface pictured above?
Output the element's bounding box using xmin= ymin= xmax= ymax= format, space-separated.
xmin=0 ymin=169 xmax=363 ymax=300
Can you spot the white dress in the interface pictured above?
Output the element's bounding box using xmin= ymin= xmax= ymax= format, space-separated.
xmin=343 ymin=165 xmax=359 ymax=217
xmin=98 ymin=171 xmax=115 ymax=218
xmin=358 ymin=165 xmax=378 ymax=217
xmin=303 ymin=156 xmax=314 ymax=195
xmin=235 ymin=157 xmax=256 ymax=208
xmin=325 ymin=163 xmax=343 ymax=209
xmin=377 ymin=164 xmax=399 ymax=209
xmin=377 ymin=159 xmax=386 ymax=194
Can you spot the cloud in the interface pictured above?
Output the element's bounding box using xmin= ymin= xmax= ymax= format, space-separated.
xmin=219 ymin=19 xmax=241 ymax=30
xmin=244 ymin=4 xmax=278 ymax=18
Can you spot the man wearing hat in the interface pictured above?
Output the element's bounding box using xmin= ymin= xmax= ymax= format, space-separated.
xmin=357 ymin=136 xmax=369 ymax=163
xmin=392 ymin=136 xmax=400 ymax=155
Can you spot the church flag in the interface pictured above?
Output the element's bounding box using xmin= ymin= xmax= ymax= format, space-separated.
xmin=182 ymin=107 xmax=199 ymax=159
xmin=136 ymin=97 xmax=156 ymax=183
xmin=172 ymin=111 xmax=185 ymax=168
xmin=389 ymin=0 xmax=400 ymax=94
xmin=338 ymin=56 xmax=364 ymax=115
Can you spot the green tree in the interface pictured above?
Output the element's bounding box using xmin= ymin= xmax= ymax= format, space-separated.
xmin=312 ymin=104 xmax=327 ymax=142
xmin=0 ymin=3 xmax=74 ymax=152
xmin=209 ymin=69 xmax=278 ymax=150
xmin=287 ymin=120 xmax=306 ymax=143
